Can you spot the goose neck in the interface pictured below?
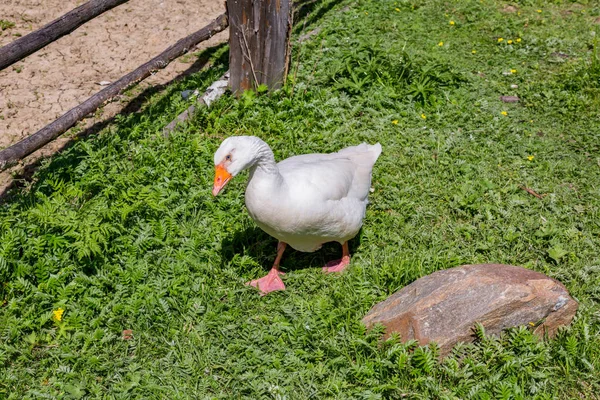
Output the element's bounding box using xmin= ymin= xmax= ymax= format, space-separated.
xmin=251 ymin=144 xmax=279 ymax=176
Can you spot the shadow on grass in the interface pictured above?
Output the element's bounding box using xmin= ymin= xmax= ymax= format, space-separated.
xmin=220 ymin=224 xmax=363 ymax=274
xmin=0 ymin=43 xmax=229 ymax=203
xmin=293 ymin=0 xmax=344 ymax=32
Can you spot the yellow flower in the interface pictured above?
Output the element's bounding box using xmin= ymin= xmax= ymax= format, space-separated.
xmin=529 ymin=322 xmax=535 ymax=326
xmin=365 ymin=11 xmax=368 ymax=15
xmin=449 ymin=20 xmax=455 ymax=25
xmin=472 ymin=49 xmax=477 ymax=54
xmin=536 ymin=9 xmax=542 ymax=13
xmin=438 ymin=41 xmax=444 ymax=46
xmin=527 ymin=155 xmax=535 ymax=161
xmin=395 ymin=7 xmax=400 ymax=12
xmin=508 ymin=40 xmax=513 ymax=44
xmin=421 ymin=113 xmax=427 ymax=120
xmin=501 ymin=111 xmax=508 ymax=116
xmin=498 ymin=37 xmax=504 ymax=43
xmin=516 ymin=38 xmax=521 ymax=43
xmin=510 ymin=69 xmax=517 ymax=74
xmin=53 ymin=308 xmax=65 ymax=321
xmin=392 ymin=119 xmax=399 ymax=125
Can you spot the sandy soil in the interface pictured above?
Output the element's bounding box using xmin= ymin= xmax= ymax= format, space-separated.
xmin=0 ymin=0 xmax=227 ymax=194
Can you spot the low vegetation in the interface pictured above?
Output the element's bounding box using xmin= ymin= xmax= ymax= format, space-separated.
xmin=0 ymin=20 xmax=16 ymax=31
xmin=1 ymin=0 xmax=600 ymax=398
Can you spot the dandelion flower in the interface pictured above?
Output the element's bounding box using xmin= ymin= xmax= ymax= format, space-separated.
xmin=449 ymin=20 xmax=455 ymax=25
xmin=395 ymin=7 xmax=400 ymax=12
xmin=508 ymin=39 xmax=513 ymax=44
xmin=53 ymin=308 xmax=65 ymax=321
xmin=510 ymin=69 xmax=517 ymax=74
xmin=536 ymin=9 xmax=542 ymax=13
xmin=472 ymin=49 xmax=477 ymax=54
xmin=527 ymin=155 xmax=535 ymax=161
xmin=501 ymin=111 xmax=508 ymax=116
xmin=498 ymin=37 xmax=504 ymax=42
xmin=421 ymin=113 xmax=427 ymax=120
xmin=365 ymin=11 xmax=368 ymax=15
xmin=516 ymin=38 xmax=521 ymax=43
xmin=438 ymin=41 xmax=444 ymax=46
xmin=392 ymin=120 xmax=399 ymax=125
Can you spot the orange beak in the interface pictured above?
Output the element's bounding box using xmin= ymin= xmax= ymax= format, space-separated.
xmin=212 ymin=164 xmax=232 ymax=196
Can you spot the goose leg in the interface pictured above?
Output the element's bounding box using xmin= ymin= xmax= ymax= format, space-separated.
xmin=322 ymin=241 xmax=351 ymax=273
xmin=247 ymin=242 xmax=286 ymax=295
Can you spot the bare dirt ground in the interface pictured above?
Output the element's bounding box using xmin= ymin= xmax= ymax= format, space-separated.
xmin=0 ymin=0 xmax=228 ymax=194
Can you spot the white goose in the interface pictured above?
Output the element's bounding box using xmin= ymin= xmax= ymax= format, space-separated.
xmin=212 ymin=136 xmax=382 ymax=295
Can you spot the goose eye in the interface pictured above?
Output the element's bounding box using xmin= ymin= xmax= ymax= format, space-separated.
xmin=225 ymin=154 xmax=231 ymax=161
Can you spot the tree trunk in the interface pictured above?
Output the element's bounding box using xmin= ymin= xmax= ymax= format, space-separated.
xmin=0 ymin=0 xmax=130 ymax=71
xmin=227 ymin=0 xmax=292 ymax=94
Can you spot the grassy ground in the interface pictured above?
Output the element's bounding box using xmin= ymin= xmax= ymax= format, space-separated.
xmin=2 ymin=0 xmax=600 ymax=398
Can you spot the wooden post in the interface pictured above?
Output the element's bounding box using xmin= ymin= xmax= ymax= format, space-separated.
xmin=227 ymin=0 xmax=292 ymax=94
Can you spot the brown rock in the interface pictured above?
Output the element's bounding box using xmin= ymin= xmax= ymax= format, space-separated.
xmin=500 ymin=95 xmax=520 ymax=103
xmin=362 ymin=264 xmax=578 ymax=355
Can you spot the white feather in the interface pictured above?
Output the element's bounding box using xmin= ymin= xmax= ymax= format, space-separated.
xmin=214 ymin=136 xmax=382 ymax=252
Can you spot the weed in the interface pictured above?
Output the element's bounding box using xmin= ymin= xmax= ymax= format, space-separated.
xmin=326 ymin=40 xmax=462 ymax=106
xmin=0 ymin=19 xmax=15 ymax=30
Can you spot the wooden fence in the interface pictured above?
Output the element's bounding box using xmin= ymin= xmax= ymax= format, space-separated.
xmin=0 ymin=0 xmax=293 ymax=170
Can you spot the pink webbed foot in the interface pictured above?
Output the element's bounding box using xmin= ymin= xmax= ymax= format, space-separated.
xmin=322 ymin=256 xmax=350 ymax=273
xmin=246 ymin=268 xmax=285 ymax=295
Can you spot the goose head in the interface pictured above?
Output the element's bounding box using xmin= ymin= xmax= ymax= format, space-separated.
xmin=212 ymin=136 xmax=269 ymax=196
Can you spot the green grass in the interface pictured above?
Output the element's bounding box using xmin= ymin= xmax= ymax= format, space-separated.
xmin=2 ymin=0 xmax=600 ymax=398
xmin=0 ymin=19 xmax=16 ymax=31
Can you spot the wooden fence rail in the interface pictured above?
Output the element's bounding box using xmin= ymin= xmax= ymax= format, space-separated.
xmin=0 ymin=13 xmax=228 ymax=171
xmin=0 ymin=0 xmax=130 ymax=71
